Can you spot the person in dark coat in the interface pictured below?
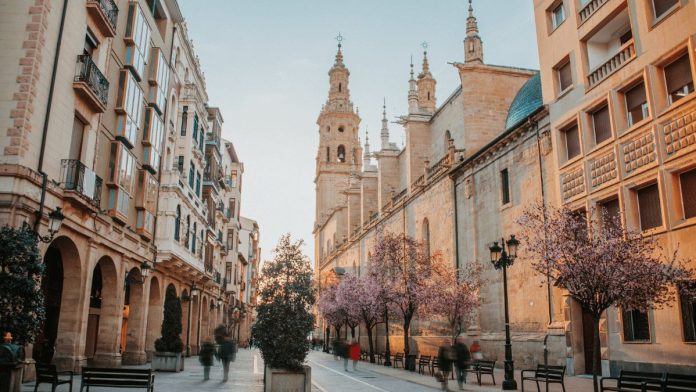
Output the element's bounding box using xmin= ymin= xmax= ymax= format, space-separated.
xmin=453 ymin=336 xmax=471 ymax=389
xmin=437 ymin=344 xmax=454 ymax=391
xmin=199 ymin=338 xmax=216 ymax=381
xmin=218 ymin=337 xmax=236 ymax=382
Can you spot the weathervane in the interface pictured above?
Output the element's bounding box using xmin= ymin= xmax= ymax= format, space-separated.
xmin=335 ymin=33 xmax=344 ymax=48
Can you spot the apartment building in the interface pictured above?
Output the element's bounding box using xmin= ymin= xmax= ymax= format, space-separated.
xmin=533 ymin=0 xmax=696 ymax=374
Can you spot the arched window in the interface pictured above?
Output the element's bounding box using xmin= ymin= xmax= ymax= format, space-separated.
xmin=174 ymin=205 xmax=181 ymax=241
xmin=427 ymin=92 xmax=431 ymax=101
xmin=338 ymin=83 xmax=342 ymax=92
xmin=326 ymin=146 xmax=330 ymax=162
xmin=192 ymin=222 xmax=197 ymax=253
xmin=422 ymin=218 xmax=430 ymax=258
xmin=337 ymin=145 xmax=346 ymax=163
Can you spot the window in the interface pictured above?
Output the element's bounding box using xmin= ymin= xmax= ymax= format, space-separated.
xmin=557 ymin=60 xmax=572 ymax=93
xmin=680 ymin=168 xmax=696 ymax=219
xmin=622 ymin=309 xmax=650 ymax=342
xmin=422 ymin=218 xmax=430 ymax=258
xmin=637 ymin=183 xmax=662 ymax=230
xmin=148 ymin=48 xmax=169 ymax=114
xmin=177 ymin=156 xmax=184 ymax=173
xmin=174 ymin=205 xmax=181 ymax=241
xmin=500 ymin=168 xmax=510 ymax=204
xmin=69 ymin=117 xmax=85 ymax=161
xmin=195 ymin=171 xmax=201 ymax=197
xmin=107 ymin=141 xmax=136 ymax=220
xmin=338 ymin=83 xmax=342 ymax=92
xmin=136 ymin=170 xmax=157 ymax=237
xmin=230 ymin=199 xmax=236 ymax=218
xmin=665 ymin=53 xmax=694 ymax=105
xmin=116 ymin=69 xmax=144 ymax=148
xmin=180 ymin=106 xmax=188 ymax=136
xmin=231 ymin=171 xmax=238 ymax=187
xmin=326 ymin=146 xmax=330 ymax=162
xmin=591 ymin=104 xmax=612 ymax=144
xmin=551 ymin=3 xmax=565 ymax=29
xmin=625 ymin=81 xmax=649 ymax=126
xmin=192 ymin=113 xmax=199 ymax=142
xmin=185 ymin=215 xmax=190 ymax=246
xmin=652 ymin=0 xmax=679 ymax=20
xmin=142 ymin=108 xmax=164 ymax=174
xmin=337 ymin=145 xmax=346 ymax=162
xmin=199 ymin=127 xmax=204 ymax=150
xmin=680 ymin=282 xmax=696 ymax=342
xmin=124 ymin=3 xmax=151 ymax=80
xmin=562 ymin=122 xmax=581 ymax=160
xmin=188 ymin=162 xmax=195 ymax=189
xmin=338 ymin=126 xmax=345 ymax=133
xmin=192 ymin=222 xmax=197 ymax=253
xmin=599 ymin=197 xmax=621 ymax=229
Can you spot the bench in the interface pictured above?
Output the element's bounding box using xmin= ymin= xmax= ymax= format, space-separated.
xmin=34 ymin=363 xmax=73 ymax=392
xmin=418 ymin=355 xmax=431 ymax=375
xmin=521 ymin=364 xmax=566 ymax=392
xmin=600 ymin=370 xmax=665 ymax=392
xmin=393 ymin=353 xmax=404 ymax=369
xmin=430 ymin=358 xmax=455 ymax=380
xmin=473 ymin=360 xmax=496 ymax=386
xmin=663 ymin=372 xmax=696 ymax=392
xmin=80 ymin=367 xmax=155 ymax=391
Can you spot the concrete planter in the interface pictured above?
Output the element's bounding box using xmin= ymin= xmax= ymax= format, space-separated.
xmin=264 ymin=365 xmax=311 ymax=392
xmin=152 ymin=352 xmax=184 ymax=372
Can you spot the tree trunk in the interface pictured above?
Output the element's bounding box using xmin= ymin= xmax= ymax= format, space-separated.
xmin=403 ymin=317 xmax=411 ymax=355
xmin=324 ymin=326 xmax=330 ymax=352
xmin=350 ymin=326 xmax=356 ymax=339
xmin=592 ymin=316 xmax=601 ymax=392
xmin=367 ymin=326 xmax=375 ymax=363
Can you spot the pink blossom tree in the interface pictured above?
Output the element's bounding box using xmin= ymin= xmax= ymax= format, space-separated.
xmin=369 ymin=231 xmax=435 ymax=359
xmin=335 ymin=274 xmax=362 ymax=339
xmin=423 ymin=260 xmax=482 ymax=343
xmin=317 ymin=279 xmax=343 ymax=343
xmin=518 ymin=203 xmax=695 ymax=392
xmin=337 ymin=273 xmax=383 ymax=362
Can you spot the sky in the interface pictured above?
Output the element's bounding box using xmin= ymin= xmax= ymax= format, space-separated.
xmin=178 ymin=0 xmax=541 ymax=266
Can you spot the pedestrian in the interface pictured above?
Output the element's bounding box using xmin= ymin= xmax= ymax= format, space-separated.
xmin=199 ymin=338 xmax=215 ymax=381
xmin=453 ymin=336 xmax=471 ymax=389
xmin=218 ymin=336 xmax=236 ymax=382
xmin=332 ymin=339 xmax=340 ymax=360
xmin=470 ymin=340 xmax=483 ymax=360
xmin=437 ymin=343 xmax=454 ymax=391
xmin=339 ymin=340 xmax=350 ymax=371
xmin=349 ymin=339 xmax=361 ymax=371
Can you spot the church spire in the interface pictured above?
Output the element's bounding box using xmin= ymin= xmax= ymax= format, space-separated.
xmin=417 ymin=43 xmax=436 ymax=112
xmin=381 ymin=98 xmax=390 ymax=150
xmin=408 ymin=57 xmax=418 ymax=113
xmin=464 ymin=0 xmax=484 ymax=64
xmin=363 ymin=128 xmax=371 ymax=167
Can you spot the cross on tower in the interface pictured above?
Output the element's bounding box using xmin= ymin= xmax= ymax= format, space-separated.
xmin=335 ymin=33 xmax=344 ymax=48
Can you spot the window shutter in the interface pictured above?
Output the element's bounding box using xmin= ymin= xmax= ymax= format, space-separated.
xmin=564 ymin=124 xmax=580 ymax=159
xmin=665 ymin=54 xmax=693 ymax=94
xmin=592 ymin=105 xmax=612 ymax=144
xmin=637 ymin=183 xmax=662 ymax=230
xmin=653 ymin=0 xmax=679 ymax=18
xmin=559 ymin=62 xmax=572 ymax=91
xmin=680 ymin=169 xmax=696 ymax=219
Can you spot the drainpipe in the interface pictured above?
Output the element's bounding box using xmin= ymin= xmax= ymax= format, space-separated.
xmin=34 ymin=0 xmax=69 ymax=233
xmin=452 ymin=177 xmax=460 ymax=272
xmin=534 ymin=118 xmax=553 ymax=325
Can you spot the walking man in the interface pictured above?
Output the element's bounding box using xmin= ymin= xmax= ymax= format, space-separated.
xmin=453 ymin=336 xmax=471 ymax=389
xmin=199 ymin=338 xmax=215 ymax=381
xmin=218 ymin=336 xmax=237 ymax=382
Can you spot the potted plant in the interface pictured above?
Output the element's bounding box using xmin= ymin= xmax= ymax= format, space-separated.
xmin=0 ymin=226 xmax=46 ymax=392
xmin=251 ymin=234 xmax=315 ymax=392
xmin=153 ymin=285 xmax=184 ymax=372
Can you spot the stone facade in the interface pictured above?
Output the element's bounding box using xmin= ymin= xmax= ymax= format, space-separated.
xmin=0 ymin=0 xmax=258 ymax=378
xmin=533 ymin=0 xmax=696 ymax=375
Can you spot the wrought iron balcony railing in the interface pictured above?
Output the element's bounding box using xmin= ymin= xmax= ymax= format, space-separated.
xmin=90 ymin=0 xmax=118 ymax=31
xmin=75 ymin=54 xmax=109 ymax=106
xmin=60 ymin=159 xmax=103 ymax=206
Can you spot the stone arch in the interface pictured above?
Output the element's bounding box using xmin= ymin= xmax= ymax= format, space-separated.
xmin=88 ymin=256 xmax=122 ymax=366
xmin=35 ymin=236 xmax=82 ymax=366
xmin=145 ymin=276 xmax=163 ymax=360
xmin=123 ymin=267 xmax=146 ymax=364
xmin=337 ymin=145 xmax=346 ymax=162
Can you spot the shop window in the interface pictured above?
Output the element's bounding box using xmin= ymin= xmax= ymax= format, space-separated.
xmin=592 ymin=104 xmax=612 ymax=144
xmin=637 ymin=183 xmax=662 ymax=230
xmin=624 ymin=80 xmax=649 ymax=126
xmin=680 ymin=168 xmax=696 ymax=219
xmin=664 ymin=53 xmax=694 ymax=105
xmin=116 ymin=69 xmax=144 ymax=148
xmin=622 ymin=309 xmax=650 ymax=342
xmin=562 ymin=122 xmax=581 ymax=161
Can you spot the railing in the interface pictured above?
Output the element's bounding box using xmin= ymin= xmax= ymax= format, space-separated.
xmin=89 ymin=0 xmax=118 ymax=31
xmin=587 ymin=40 xmax=635 ymax=89
xmin=60 ymin=159 xmax=103 ymax=206
xmin=214 ymin=270 xmax=221 ymax=284
xmin=427 ymin=155 xmax=452 ymax=178
xmin=75 ymin=54 xmax=109 ymax=106
xmin=579 ymin=0 xmax=609 ymax=23
xmin=392 ymin=188 xmax=407 ymax=203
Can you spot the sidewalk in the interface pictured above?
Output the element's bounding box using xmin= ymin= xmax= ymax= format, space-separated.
xmin=23 ymin=348 xmax=264 ymax=392
xmin=314 ymin=351 xmax=595 ymax=392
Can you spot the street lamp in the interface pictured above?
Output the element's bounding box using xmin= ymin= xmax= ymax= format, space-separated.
xmin=185 ymin=282 xmax=199 ymax=357
xmin=35 ymin=207 xmax=65 ymax=243
xmin=489 ymin=235 xmax=520 ymax=390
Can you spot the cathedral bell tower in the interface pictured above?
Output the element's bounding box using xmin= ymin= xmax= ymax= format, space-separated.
xmin=417 ymin=47 xmax=437 ymax=113
xmin=464 ymin=0 xmax=484 ymax=64
xmin=314 ymin=36 xmax=362 ymax=229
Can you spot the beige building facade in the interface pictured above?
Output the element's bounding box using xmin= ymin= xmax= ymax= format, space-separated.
xmin=533 ymin=0 xmax=696 ymax=374
xmin=0 ymin=0 xmax=257 ymax=378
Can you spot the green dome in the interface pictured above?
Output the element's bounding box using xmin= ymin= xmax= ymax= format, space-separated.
xmin=504 ymin=72 xmax=542 ymax=131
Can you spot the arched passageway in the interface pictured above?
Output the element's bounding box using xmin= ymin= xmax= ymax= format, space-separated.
xmin=122 ymin=267 xmax=146 ymax=364
xmin=145 ymin=277 xmax=163 ymax=361
xmin=87 ymin=256 xmax=122 ymax=367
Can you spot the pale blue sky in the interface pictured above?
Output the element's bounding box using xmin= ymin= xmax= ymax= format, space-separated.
xmin=178 ymin=0 xmax=540 ymax=265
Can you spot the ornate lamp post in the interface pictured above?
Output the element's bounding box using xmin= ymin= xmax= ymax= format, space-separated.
xmin=489 ymin=235 xmax=520 ymax=390
xmin=184 ymin=283 xmax=199 ymax=357
xmin=34 ymin=207 xmax=65 ymax=243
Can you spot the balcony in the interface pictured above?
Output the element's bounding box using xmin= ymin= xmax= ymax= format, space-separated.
xmin=579 ymin=0 xmax=610 ymax=24
xmin=203 ymin=170 xmax=220 ymax=194
xmin=86 ymin=0 xmax=118 ymax=37
xmin=60 ymin=159 xmax=103 ymax=208
xmin=584 ymin=8 xmax=634 ymax=90
xmin=587 ymin=40 xmax=635 ymax=89
xmin=73 ymin=55 xmax=109 ymax=113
